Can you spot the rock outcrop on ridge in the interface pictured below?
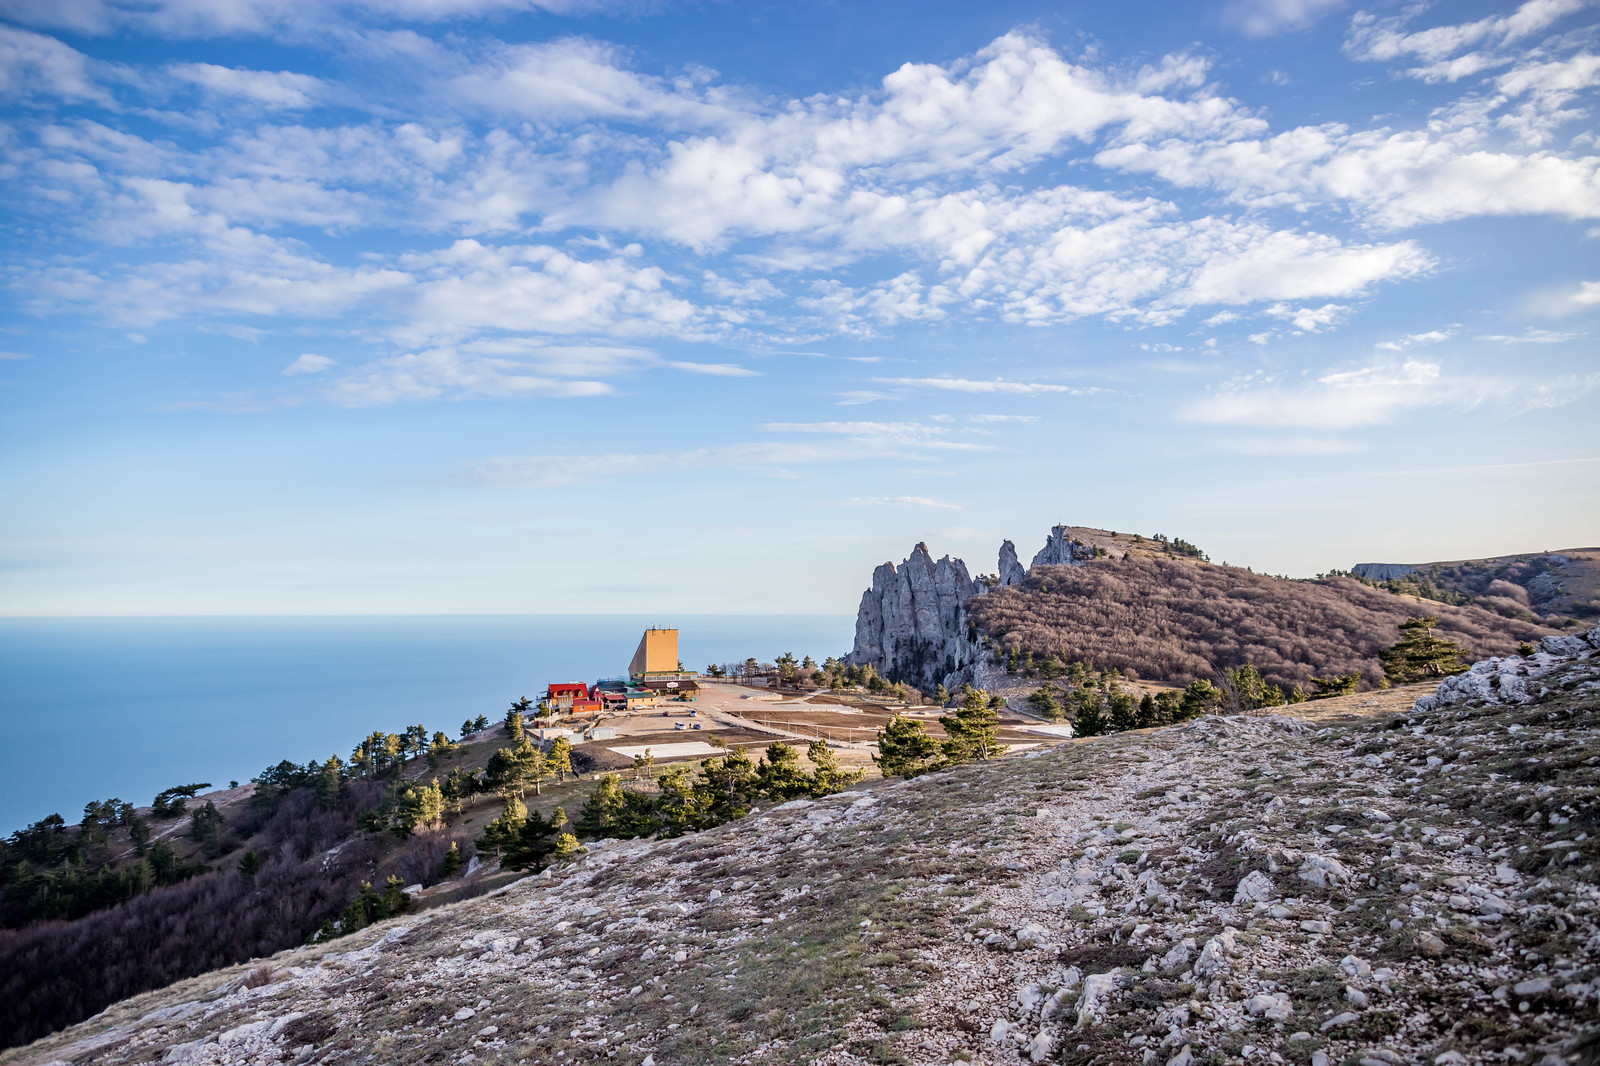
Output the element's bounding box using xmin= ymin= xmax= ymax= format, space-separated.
xmin=847 ymin=542 xmax=981 ymax=692
xmin=1029 ymin=525 xmax=1107 ymax=569
xmin=849 ymin=527 xmax=1110 ymax=692
xmin=998 ymin=540 xmax=1027 ymax=588
xmin=17 ymin=652 xmax=1597 ymax=1066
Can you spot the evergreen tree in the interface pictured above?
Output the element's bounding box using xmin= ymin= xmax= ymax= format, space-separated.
xmin=188 ymin=800 xmax=225 ymax=857
xmin=313 ymin=756 xmax=343 ymax=809
xmin=805 ymin=739 xmax=863 ymax=795
xmin=1381 ymin=617 xmax=1470 ymax=683
xmin=1155 ymin=690 xmax=1182 ymax=724
xmin=476 ymin=796 xmax=528 ymax=855
xmin=237 ymin=850 xmax=263 ymax=879
xmin=461 ymin=718 xmax=478 ymax=740
xmin=440 ymin=841 xmax=464 ymax=877
xmin=631 ymin=748 xmax=656 ymax=781
xmin=1108 ymin=685 xmax=1140 ymax=732
xmin=1136 ymin=693 xmax=1159 ymax=729
xmin=1071 ymin=686 xmax=1108 ymax=737
xmin=392 ymin=779 xmax=446 ymax=837
xmin=1178 ymin=678 xmax=1221 ymax=720
xmin=934 ymin=682 xmax=950 ymax=704
xmin=576 ymin=774 xmax=627 ymax=838
xmin=940 ymin=688 xmax=1005 ymax=763
xmin=756 ymin=742 xmax=811 ymax=799
xmin=504 ymin=705 xmax=525 ymax=744
xmin=474 ymin=714 xmax=490 ymax=732
xmin=485 ymin=739 xmax=547 ymax=798
xmin=874 ymin=715 xmax=943 ymax=778
xmin=1308 ymin=674 xmax=1360 ymax=699
xmin=1027 ymin=683 xmax=1061 ymax=718
xmin=700 ymin=748 xmax=759 ymax=821
xmin=426 ymin=731 xmax=459 ymax=770
xmin=546 ymin=736 xmax=573 ymax=782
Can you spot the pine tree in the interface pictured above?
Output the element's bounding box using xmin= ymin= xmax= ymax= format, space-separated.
xmin=504 ymin=706 xmax=525 ymax=744
xmin=476 ymin=796 xmax=528 ymax=855
xmin=1308 ymin=674 xmax=1360 ymax=699
xmin=314 ymin=756 xmax=343 ymax=809
xmin=546 ymin=737 xmax=573 ymax=782
xmin=805 ymin=739 xmax=863 ymax=796
xmin=237 ymin=850 xmax=263 ymax=878
xmin=1071 ymin=686 xmax=1108 ymax=737
xmin=756 ymin=742 xmax=810 ymax=799
xmin=1380 ymin=617 xmax=1469 ymax=683
xmin=1136 ymin=693 xmax=1158 ymax=728
xmin=1178 ymin=679 xmax=1221 ymax=720
xmin=934 ymin=683 xmax=950 ymax=704
xmin=576 ymin=775 xmax=627 ymax=838
xmin=1108 ymin=685 xmax=1139 ymax=732
xmin=392 ymin=779 xmax=446 ymax=837
xmin=941 ymin=688 xmax=1005 ymax=763
xmin=440 ymin=841 xmax=463 ymax=877
xmin=873 ymin=715 xmax=943 ymax=778
xmin=1028 ymin=683 xmax=1061 ymax=718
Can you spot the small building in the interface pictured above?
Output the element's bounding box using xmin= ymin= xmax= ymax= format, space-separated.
xmin=642 ymin=678 xmax=700 ymax=701
xmin=543 ymin=682 xmax=591 ymax=711
xmin=531 ymin=726 xmax=577 ymax=741
xmin=586 ymin=726 xmax=618 ymax=741
xmin=599 ymin=688 xmax=660 ymax=712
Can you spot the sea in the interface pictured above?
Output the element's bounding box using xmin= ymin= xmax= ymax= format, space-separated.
xmin=0 ymin=615 xmax=855 ymax=835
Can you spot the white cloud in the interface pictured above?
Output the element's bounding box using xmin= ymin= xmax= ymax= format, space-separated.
xmin=1222 ymin=0 xmax=1346 ymax=37
xmin=1265 ymin=302 xmax=1349 ymax=332
xmin=1180 ymin=358 xmax=1598 ymax=430
xmin=326 ymin=345 xmax=615 ymax=405
xmin=168 ymin=62 xmax=325 ymax=108
xmin=968 ymin=413 xmax=1038 ymax=422
xmin=664 ymin=360 xmax=758 ymax=377
xmin=0 ymin=25 xmax=112 ymax=104
xmin=1179 ymin=361 xmax=1449 ymax=429
xmin=871 ymin=376 xmax=1084 ymax=395
xmin=1376 ymin=328 xmax=1455 ymax=351
xmin=0 ymin=350 xmax=34 ymax=359
xmin=841 ymin=496 xmax=963 ymax=510
xmin=1478 ymin=328 xmax=1585 ymax=343
xmin=1345 ymin=0 xmax=1587 ymax=80
xmin=760 ymin=420 xmax=991 ymax=451
xmin=283 ymin=352 xmax=336 ymax=374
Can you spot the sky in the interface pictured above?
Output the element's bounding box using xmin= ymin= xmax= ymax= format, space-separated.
xmin=1 ymin=0 xmax=1598 ymax=616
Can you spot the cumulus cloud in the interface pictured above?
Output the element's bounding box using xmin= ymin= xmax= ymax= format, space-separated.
xmin=0 ymin=25 xmax=113 ymax=104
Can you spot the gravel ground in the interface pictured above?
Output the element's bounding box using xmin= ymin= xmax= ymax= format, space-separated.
xmin=9 ymin=633 xmax=1596 ymax=1066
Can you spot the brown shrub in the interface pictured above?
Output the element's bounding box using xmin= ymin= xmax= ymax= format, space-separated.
xmin=965 ymin=555 xmax=1552 ymax=690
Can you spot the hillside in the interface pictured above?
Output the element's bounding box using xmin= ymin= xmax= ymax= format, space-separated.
xmin=11 ymin=631 xmax=1597 ymax=1066
xmin=848 ymin=525 xmax=1562 ymax=696
xmin=1352 ymin=547 xmax=1600 ymax=624
xmin=967 ymin=552 xmax=1555 ymax=693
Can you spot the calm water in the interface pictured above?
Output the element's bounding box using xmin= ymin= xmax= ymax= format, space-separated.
xmin=0 ymin=615 xmax=854 ymax=834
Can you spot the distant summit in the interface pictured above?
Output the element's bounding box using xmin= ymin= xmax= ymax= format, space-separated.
xmin=1351 ymin=547 xmax=1600 ymax=624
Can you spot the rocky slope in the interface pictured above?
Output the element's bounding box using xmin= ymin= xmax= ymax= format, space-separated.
xmin=14 ymin=632 xmax=1598 ymax=1066
xmin=1351 ymin=548 xmax=1600 ymax=625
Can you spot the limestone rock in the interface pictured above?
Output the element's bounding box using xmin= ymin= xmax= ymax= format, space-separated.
xmin=1413 ymin=624 xmax=1599 ymax=714
xmin=998 ymin=540 xmax=1027 ymax=587
xmin=1233 ymin=870 xmax=1273 ymax=904
xmin=1030 ymin=526 xmax=1099 ymax=569
xmin=847 ymin=542 xmax=980 ymax=692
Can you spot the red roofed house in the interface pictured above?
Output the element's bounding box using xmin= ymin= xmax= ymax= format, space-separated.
xmin=544 ymin=683 xmax=600 ymax=715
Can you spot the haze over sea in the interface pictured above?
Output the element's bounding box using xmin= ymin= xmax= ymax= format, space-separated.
xmin=0 ymin=615 xmax=853 ymax=834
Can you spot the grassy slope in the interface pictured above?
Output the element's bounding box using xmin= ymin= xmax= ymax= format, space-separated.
xmin=13 ymin=660 xmax=1596 ymax=1066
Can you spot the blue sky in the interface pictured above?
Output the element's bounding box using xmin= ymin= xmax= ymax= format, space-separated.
xmin=1 ymin=0 xmax=1597 ymax=616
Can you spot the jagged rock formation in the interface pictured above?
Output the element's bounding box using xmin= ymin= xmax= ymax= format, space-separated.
xmin=997 ymin=540 xmax=1026 ymax=587
xmin=847 ymin=543 xmax=980 ymax=691
xmin=1028 ymin=525 xmax=1102 ymax=568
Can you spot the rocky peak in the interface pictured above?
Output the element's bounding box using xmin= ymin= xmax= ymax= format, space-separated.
xmin=1029 ymin=525 xmax=1099 ymax=568
xmin=997 ymin=540 xmax=1027 ymax=587
xmin=847 ymin=543 xmax=979 ymax=692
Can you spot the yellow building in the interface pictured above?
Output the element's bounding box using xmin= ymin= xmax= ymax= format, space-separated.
xmin=629 ymin=627 xmax=681 ymax=679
